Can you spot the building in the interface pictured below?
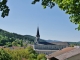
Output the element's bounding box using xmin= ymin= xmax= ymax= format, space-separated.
xmin=46 ymin=47 xmax=80 ymax=60
xmin=33 ymin=27 xmax=69 ymax=55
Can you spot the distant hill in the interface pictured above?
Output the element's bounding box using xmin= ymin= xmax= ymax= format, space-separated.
xmin=0 ymin=29 xmax=49 ymax=46
xmin=0 ymin=28 xmax=80 ymax=47
xmin=68 ymin=42 xmax=80 ymax=46
xmin=0 ymin=29 xmax=36 ymax=42
xmin=0 ymin=29 xmax=37 ymax=46
xmin=46 ymin=40 xmax=80 ymax=46
xmin=0 ymin=29 xmax=64 ymax=44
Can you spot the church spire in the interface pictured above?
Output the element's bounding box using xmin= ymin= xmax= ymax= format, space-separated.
xmin=36 ymin=27 xmax=40 ymax=37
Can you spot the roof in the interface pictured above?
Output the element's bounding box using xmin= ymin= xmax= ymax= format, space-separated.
xmin=38 ymin=40 xmax=69 ymax=46
xmin=36 ymin=27 xmax=40 ymax=37
xmin=38 ymin=41 xmax=55 ymax=45
xmin=51 ymin=42 xmax=69 ymax=46
xmin=38 ymin=40 xmax=69 ymax=45
xmin=56 ymin=47 xmax=80 ymax=60
xmin=46 ymin=47 xmax=75 ymax=58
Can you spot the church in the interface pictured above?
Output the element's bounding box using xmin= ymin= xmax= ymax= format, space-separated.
xmin=32 ymin=27 xmax=69 ymax=55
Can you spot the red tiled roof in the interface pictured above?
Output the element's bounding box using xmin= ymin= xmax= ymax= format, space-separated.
xmin=56 ymin=47 xmax=80 ymax=60
xmin=46 ymin=47 xmax=75 ymax=58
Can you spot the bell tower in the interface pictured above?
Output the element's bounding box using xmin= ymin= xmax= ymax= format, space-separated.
xmin=35 ymin=27 xmax=40 ymax=44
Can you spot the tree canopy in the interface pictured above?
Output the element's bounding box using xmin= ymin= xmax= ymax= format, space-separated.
xmin=0 ymin=0 xmax=9 ymax=18
xmin=0 ymin=0 xmax=80 ymax=30
xmin=0 ymin=46 xmax=46 ymax=60
xmin=0 ymin=49 xmax=12 ymax=60
xmin=32 ymin=0 xmax=80 ymax=30
xmin=0 ymin=29 xmax=35 ymax=47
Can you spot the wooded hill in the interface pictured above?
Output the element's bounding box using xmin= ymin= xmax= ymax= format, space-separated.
xmin=0 ymin=28 xmax=48 ymax=47
xmin=0 ymin=29 xmax=35 ymax=47
xmin=0 ymin=28 xmax=80 ymax=47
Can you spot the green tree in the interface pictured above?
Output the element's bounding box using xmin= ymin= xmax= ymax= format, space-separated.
xmin=0 ymin=0 xmax=9 ymax=18
xmin=19 ymin=40 xmax=23 ymax=47
xmin=0 ymin=29 xmax=35 ymax=46
xmin=25 ymin=46 xmax=36 ymax=54
xmin=1 ymin=0 xmax=80 ymax=30
xmin=6 ymin=42 xmax=12 ymax=47
xmin=32 ymin=0 xmax=80 ymax=30
xmin=0 ymin=46 xmax=47 ymax=60
xmin=0 ymin=49 xmax=12 ymax=60
xmin=12 ymin=41 xmax=17 ymax=46
xmin=70 ymin=44 xmax=74 ymax=47
xmin=37 ymin=54 xmax=46 ymax=60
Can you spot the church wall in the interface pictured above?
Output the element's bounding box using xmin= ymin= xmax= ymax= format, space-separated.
xmin=34 ymin=45 xmax=67 ymax=50
xmin=35 ymin=50 xmax=57 ymax=55
xmin=33 ymin=44 xmax=68 ymax=55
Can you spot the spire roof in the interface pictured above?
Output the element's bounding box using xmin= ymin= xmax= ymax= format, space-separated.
xmin=36 ymin=27 xmax=40 ymax=37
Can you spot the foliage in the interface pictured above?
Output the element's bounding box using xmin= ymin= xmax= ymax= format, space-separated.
xmin=68 ymin=42 xmax=80 ymax=46
xmin=0 ymin=0 xmax=9 ymax=18
xmin=0 ymin=28 xmax=46 ymax=47
xmin=32 ymin=0 xmax=80 ymax=30
xmin=37 ymin=54 xmax=47 ymax=60
xmin=0 ymin=29 xmax=35 ymax=47
xmin=0 ymin=46 xmax=46 ymax=60
xmin=0 ymin=48 xmax=12 ymax=60
xmin=0 ymin=0 xmax=80 ymax=30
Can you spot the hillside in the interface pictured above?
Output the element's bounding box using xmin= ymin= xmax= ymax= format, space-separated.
xmin=0 ymin=29 xmax=80 ymax=47
xmin=0 ymin=29 xmax=36 ymax=47
xmin=0 ymin=29 xmax=48 ymax=47
xmin=0 ymin=29 xmax=35 ymax=41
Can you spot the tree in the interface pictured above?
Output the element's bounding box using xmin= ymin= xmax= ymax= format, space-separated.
xmin=1 ymin=0 xmax=80 ymax=30
xmin=0 ymin=0 xmax=10 ymax=18
xmin=32 ymin=0 xmax=80 ymax=30
xmin=37 ymin=54 xmax=46 ymax=60
xmin=0 ymin=46 xmax=46 ymax=60
xmin=0 ymin=48 xmax=12 ymax=60
xmin=12 ymin=41 xmax=17 ymax=46
xmin=19 ymin=40 xmax=23 ymax=47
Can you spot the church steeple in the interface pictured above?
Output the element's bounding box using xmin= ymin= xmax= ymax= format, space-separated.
xmin=36 ymin=27 xmax=40 ymax=37
xmin=35 ymin=27 xmax=40 ymax=44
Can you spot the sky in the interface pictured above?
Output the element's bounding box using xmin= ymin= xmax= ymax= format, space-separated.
xmin=0 ymin=0 xmax=80 ymax=42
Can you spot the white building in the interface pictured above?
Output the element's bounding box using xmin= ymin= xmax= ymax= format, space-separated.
xmin=33 ymin=27 xmax=69 ymax=55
